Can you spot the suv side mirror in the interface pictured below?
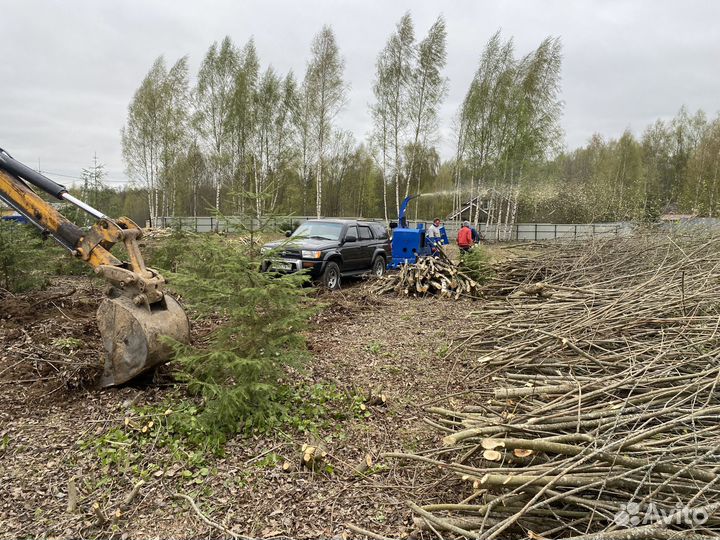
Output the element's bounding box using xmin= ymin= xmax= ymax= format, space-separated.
xmin=344 ymin=234 xmax=357 ymax=243
xmin=285 ymin=230 xmax=292 ymax=237
xmin=389 ymin=221 xmax=398 ymax=229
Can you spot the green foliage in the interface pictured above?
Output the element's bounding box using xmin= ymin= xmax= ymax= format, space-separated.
xmin=162 ymin=234 xmax=314 ymax=447
xmin=0 ymin=220 xmax=93 ymax=294
xmin=79 ymin=403 xmax=210 ymax=474
xmin=0 ymin=221 xmax=49 ymax=292
xmin=144 ymin=228 xmax=193 ymax=272
xmin=254 ymin=452 xmax=282 ymax=469
xmin=364 ymin=340 xmax=395 ymax=359
xmin=278 ymin=383 xmax=365 ymax=434
xmin=0 ymin=432 xmax=9 ymax=453
xmin=516 ymin=107 xmax=715 ymax=223
xmin=84 ymin=379 xmax=366 ymax=467
xmin=366 ymin=341 xmax=384 ymax=355
xmin=460 ymin=245 xmax=495 ymax=284
xmin=52 ymin=337 xmax=84 ymax=351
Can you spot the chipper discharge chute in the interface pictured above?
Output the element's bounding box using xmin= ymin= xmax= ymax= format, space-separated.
xmin=0 ymin=149 xmax=189 ymax=386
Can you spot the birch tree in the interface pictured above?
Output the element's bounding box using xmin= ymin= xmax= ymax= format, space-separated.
xmin=406 ymin=15 xmax=447 ymax=209
xmin=249 ymin=67 xmax=279 ymax=217
xmin=456 ymin=31 xmax=562 ymax=236
xmin=250 ymin=69 xmax=298 ymax=216
xmin=121 ymin=56 xmax=189 ymax=225
xmin=324 ymin=130 xmax=355 ymax=215
xmin=194 ymin=37 xmax=239 ymax=212
xmin=271 ymin=73 xmax=300 ymax=212
xmin=370 ymin=50 xmax=393 ymax=222
xmin=294 ymin=77 xmax=316 ymax=215
xmin=386 ymin=14 xmax=415 ymax=215
xmin=304 ymin=25 xmax=347 ymax=218
xmin=460 ymin=32 xmax=515 ymax=226
xmin=498 ymin=37 xmax=562 ymax=237
xmin=229 ymin=39 xmax=259 ymax=213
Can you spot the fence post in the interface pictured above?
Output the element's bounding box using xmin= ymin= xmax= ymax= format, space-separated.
xmin=535 ymin=223 xmax=538 ymax=241
xmin=515 ymin=223 xmax=519 ymax=241
xmin=554 ymin=224 xmax=558 ymax=239
xmin=574 ymin=224 xmax=577 ymax=239
xmin=592 ymin=223 xmax=596 ymax=236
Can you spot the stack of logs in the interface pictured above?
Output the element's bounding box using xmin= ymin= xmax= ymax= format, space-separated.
xmin=369 ymin=250 xmax=480 ymax=299
xmin=378 ymin=231 xmax=720 ymax=539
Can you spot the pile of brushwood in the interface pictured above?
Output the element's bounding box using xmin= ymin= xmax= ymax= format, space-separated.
xmin=369 ymin=248 xmax=481 ymax=298
xmin=379 ymin=231 xmax=720 ymax=539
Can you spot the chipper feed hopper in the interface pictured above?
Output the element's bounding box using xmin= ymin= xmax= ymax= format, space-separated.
xmin=388 ymin=194 xmax=449 ymax=269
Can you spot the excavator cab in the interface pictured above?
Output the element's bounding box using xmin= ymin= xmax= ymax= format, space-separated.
xmin=0 ymin=149 xmax=189 ymax=386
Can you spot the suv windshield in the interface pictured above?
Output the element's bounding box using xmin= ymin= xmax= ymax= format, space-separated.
xmin=291 ymin=221 xmax=344 ymax=241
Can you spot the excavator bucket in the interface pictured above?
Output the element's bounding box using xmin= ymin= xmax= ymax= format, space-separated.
xmin=0 ymin=150 xmax=191 ymax=387
xmin=96 ymin=294 xmax=190 ymax=387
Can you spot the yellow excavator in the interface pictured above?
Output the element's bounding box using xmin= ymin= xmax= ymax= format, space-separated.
xmin=0 ymin=149 xmax=190 ymax=387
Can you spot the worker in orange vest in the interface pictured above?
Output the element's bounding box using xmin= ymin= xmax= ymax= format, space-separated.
xmin=457 ymin=221 xmax=474 ymax=253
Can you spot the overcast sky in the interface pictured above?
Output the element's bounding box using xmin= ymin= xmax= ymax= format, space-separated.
xmin=1 ymin=0 xmax=719 ymax=188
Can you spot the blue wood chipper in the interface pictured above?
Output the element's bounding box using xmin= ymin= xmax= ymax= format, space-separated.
xmin=388 ymin=195 xmax=449 ymax=269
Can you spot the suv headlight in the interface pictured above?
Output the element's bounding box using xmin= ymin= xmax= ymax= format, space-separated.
xmin=302 ymin=250 xmax=322 ymax=259
xmin=260 ymin=246 xmax=270 ymax=254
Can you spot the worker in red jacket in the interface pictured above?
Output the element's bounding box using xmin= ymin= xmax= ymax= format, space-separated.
xmin=457 ymin=221 xmax=474 ymax=253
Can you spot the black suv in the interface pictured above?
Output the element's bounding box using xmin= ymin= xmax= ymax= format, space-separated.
xmin=261 ymin=219 xmax=392 ymax=289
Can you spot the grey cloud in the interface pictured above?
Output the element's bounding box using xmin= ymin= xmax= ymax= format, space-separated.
xmin=1 ymin=0 xmax=719 ymax=186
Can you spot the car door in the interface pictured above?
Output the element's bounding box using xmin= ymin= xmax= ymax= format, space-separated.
xmin=357 ymin=225 xmax=375 ymax=269
xmin=342 ymin=225 xmax=363 ymax=270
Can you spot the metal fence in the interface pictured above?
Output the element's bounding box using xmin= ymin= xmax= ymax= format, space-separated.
xmin=151 ymin=215 xmax=391 ymax=233
xmin=151 ymin=215 xmax=632 ymax=242
xmin=474 ymin=222 xmax=631 ymax=241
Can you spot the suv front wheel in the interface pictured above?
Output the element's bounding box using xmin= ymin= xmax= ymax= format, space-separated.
xmin=372 ymin=256 xmax=386 ymax=277
xmin=322 ymin=261 xmax=341 ymax=290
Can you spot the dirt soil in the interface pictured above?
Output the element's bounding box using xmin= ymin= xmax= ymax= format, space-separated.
xmin=0 ymin=277 xmax=483 ymax=539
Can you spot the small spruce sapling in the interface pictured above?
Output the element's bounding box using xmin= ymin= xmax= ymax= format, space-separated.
xmin=162 ymin=234 xmax=313 ymax=446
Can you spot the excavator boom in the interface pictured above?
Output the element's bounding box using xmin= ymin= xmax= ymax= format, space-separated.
xmin=0 ymin=149 xmax=189 ymax=386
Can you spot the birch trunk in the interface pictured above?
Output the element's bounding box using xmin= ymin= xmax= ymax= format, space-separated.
xmin=468 ymin=172 xmax=475 ymax=225
xmin=316 ymin=152 xmax=323 ymax=218
xmin=382 ymin=155 xmax=389 ymax=223
xmin=507 ymin=188 xmax=519 ymax=241
xmin=502 ymin=188 xmax=513 ymax=240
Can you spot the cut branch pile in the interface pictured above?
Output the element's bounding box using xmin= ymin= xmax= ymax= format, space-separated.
xmin=382 ymin=232 xmax=720 ymax=539
xmin=369 ymin=250 xmax=480 ymax=298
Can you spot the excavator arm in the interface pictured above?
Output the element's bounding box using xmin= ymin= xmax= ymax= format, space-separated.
xmin=0 ymin=149 xmax=189 ymax=387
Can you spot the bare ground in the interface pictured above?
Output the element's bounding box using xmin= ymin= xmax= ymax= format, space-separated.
xmin=0 ymin=277 xmax=482 ymax=539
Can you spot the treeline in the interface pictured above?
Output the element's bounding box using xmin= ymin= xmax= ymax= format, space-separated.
xmin=450 ymin=32 xmax=720 ymax=228
xmin=530 ymin=107 xmax=720 ymax=222
xmin=68 ymin=15 xmax=720 ymax=226
xmin=118 ymin=14 xmax=453 ymax=224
